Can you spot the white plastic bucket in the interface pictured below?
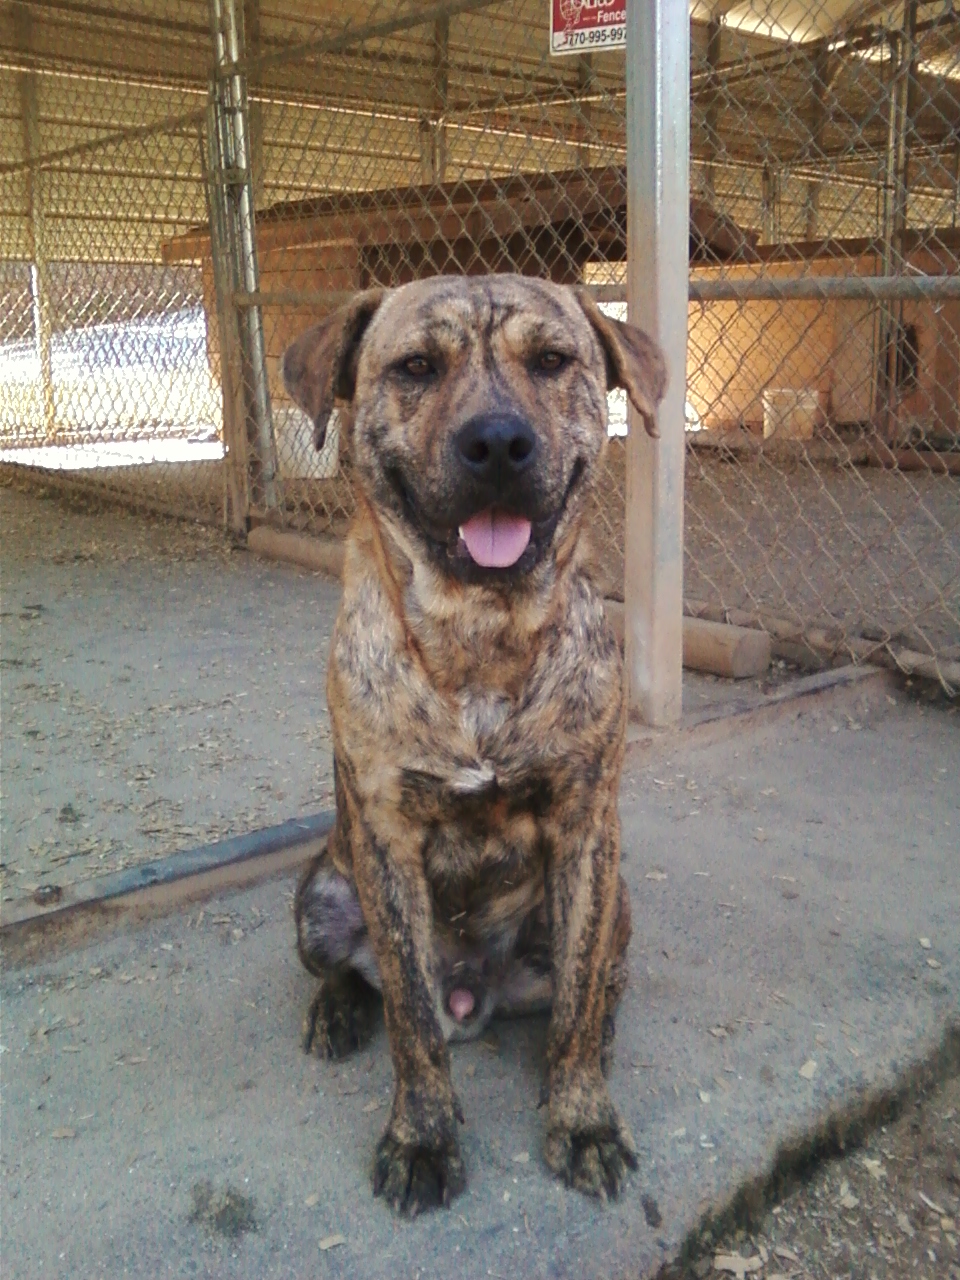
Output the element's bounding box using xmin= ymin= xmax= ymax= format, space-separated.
xmin=273 ymin=404 xmax=340 ymax=478
xmin=761 ymin=389 xmax=822 ymax=441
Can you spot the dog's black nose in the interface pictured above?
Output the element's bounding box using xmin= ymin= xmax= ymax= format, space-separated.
xmin=454 ymin=413 xmax=537 ymax=483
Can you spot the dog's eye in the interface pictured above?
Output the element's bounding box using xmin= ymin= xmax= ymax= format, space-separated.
xmin=536 ymin=351 xmax=567 ymax=373
xmin=402 ymin=355 xmax=434 ymax=377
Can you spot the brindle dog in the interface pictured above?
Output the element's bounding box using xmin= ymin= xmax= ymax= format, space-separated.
xmin=282 ymin=274 xmax=665 ymax=1215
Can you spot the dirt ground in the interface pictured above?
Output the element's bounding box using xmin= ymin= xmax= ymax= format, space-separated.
xmin=591 ymin=444 xmax=960 ymax=662
xmin=0 ymin=481 xmax=801 ymax=906
xmin=0 ymin=484 xmax=340 ymax=906
xmin=700 ymin=1071 xmax=960 ymax=1280
xmin=684 ymin=455 xmax=960 ymax=661
xmin=3 ymin=478 xmax=959 ymax=1280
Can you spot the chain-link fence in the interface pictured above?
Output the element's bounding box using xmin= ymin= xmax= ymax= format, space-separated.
xmin=2 ymin=1 xmax=958 ymax=685
xmin=0 ymin=1 xmax=222 ymax=521
xmin=681 ymin=1 xmax=960 ymax=685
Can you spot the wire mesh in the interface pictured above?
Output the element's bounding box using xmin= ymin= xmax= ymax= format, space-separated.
xmin=1 ymin=0 xmax=958 ymax=683
xmin=682 ymin=0 xmax=960 ymax=682
xmin=0 ymin=2 xmax=222 ymax=521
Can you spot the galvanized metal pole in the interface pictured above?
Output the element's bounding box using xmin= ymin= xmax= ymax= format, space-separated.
xmin=703 ymin=18 xmax=721 ymax=203
xmin=876 ymin=2 xmax=916 ymax=442
xmin=15 ymin=5 xmax=55 ymax=440
xmin=243 ymin=0 xmax=264 ymax=204
xmin=420 ymin=15 xmax=449 ymax=183
xmin=577 ymin=54 xmax=594 ymax=170
xmin=209 ymin=0 xmax=278 ymax=513
xmin=591 ymin=276 xmax=960 ymax=303
xmin=804 ymin=47 xmax=829 ymax=241
xmin=623 ymin=0 xmax=689 ymax=726
xmin=201 ymin=110 xmax=249 ymax=536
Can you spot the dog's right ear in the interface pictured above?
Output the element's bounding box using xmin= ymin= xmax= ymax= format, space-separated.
xmin=282 ymin=288 xmax=385 ymax=450
xmin=575 ymin=288 xmax=667 ymax=438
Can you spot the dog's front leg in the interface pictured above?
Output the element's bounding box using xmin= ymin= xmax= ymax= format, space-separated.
xmin=345 ymin=792 xmax=465 ymax=1214
xmin=542 ymin=785 xmax=638 ymax=1199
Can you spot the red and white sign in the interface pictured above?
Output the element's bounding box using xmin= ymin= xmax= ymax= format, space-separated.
xmin=550 ymin=0 xmax=626 ymax=56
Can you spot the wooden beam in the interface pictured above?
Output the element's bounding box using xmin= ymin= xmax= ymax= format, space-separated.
xmin=605 ymin=603 xmax=771 ymax=679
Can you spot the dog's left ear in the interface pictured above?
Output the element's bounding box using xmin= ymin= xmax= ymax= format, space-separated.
xmin=575 ymin=288 xmax=667 ymax=438
xmin=282 ymin=288 xmax=385 ymax=449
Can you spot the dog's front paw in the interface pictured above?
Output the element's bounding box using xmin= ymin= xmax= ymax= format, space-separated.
xmin=545 ymin=1124 xmax=637 ymax=1199
xmin=373 ymin=1131 xmax=465 ymax=1215
xmin=302 ymin=971 xmax=380 ymax=1059
xmin=373 ymin=1085 xmax=465 ymax=1214
xmin=544 ymin=1072 xmax=637 ymax=1201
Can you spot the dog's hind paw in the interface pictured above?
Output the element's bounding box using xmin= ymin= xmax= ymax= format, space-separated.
xmin=302 ymin=971 xmax=380 ymax=1059
xmin=373 ymin=1132 xmax=466 ymax=1215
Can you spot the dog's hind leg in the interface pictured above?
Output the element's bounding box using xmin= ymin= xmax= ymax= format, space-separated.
xmin=295 ymin=848 xmax=382 ymax=1059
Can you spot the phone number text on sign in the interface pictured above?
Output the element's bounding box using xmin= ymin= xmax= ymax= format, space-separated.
xmin=550 ymin=0 xmax=625 ymax=56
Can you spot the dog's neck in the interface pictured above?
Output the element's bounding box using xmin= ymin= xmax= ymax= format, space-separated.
xmin=352 ymin=494 xmax=591 ymax=694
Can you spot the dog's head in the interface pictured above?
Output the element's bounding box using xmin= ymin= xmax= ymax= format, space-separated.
xmin=282 ymin=275 xmax=665 ymax=586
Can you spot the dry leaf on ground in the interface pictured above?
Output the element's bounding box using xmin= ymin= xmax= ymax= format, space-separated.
xmin=917 ymin=1190 xmax=945 ymax=1215
xmin=713 ymin=1251 xmax=763 ymax=1277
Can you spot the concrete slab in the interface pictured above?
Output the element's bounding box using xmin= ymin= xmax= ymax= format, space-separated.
xmin=4 ymin=693 xmax=957 ymax=1279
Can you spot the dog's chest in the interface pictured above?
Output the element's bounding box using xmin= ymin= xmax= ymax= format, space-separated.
xmin=420 ymin=783 xmax=547 ymax=933
xmin=458 ymin=687 xmax=511 ymax=754
xmin=401 ymin=690 xmax=550 ymax=915
xmin=400 ymin=685 xmax=550 ymax=816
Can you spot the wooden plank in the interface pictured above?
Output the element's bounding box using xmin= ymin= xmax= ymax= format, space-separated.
xmin=604 ymin=602 xmax=771 ymax=678
xmin=247 ymin=525 xmax=345 ymax=577
xmin=682 ymin=615 xmax=771 ymax=678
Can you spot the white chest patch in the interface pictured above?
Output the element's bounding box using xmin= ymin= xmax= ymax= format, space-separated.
xmin=448 ymin=761 xmax=497 ymax=795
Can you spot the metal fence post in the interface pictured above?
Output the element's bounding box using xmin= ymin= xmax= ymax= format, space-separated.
xmin=209 ymin=0 xmax=279 ymax=515
xmin=14 ymin=5 xmax=55 ymax=440
xmin=623 ymin=0 xmax=689 ymax=726
xmin=201 ymin=112 xmax=249 ymax=537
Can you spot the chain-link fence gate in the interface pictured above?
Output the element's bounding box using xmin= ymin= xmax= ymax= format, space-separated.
xmin=2 ymin=1 xmax=958 ymax=689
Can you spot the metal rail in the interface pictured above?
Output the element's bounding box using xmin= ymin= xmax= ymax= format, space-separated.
xmin=589 ymin=276 xmax=960 ymax=304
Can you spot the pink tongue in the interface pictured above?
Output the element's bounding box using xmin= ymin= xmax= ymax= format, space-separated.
xmin=448 ymin=988 xmax=476 ymax=1022
xmin=458 ymin=509 xmax=532 ymax=568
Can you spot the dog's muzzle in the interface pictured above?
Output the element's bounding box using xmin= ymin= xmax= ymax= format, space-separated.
xmin=384 ymin=408 xmax=586 ymax=582
xmin=451 ymin=412 xmax=538 ymax=569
